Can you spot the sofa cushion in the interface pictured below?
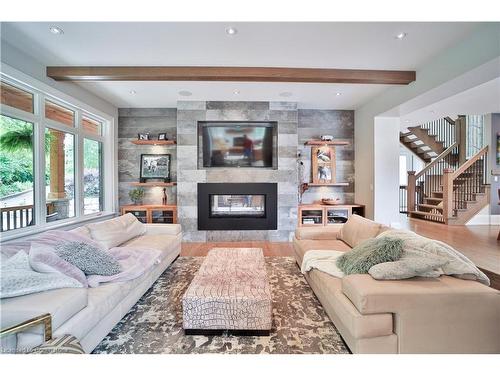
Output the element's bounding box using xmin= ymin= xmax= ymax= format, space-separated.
xmin=121 ymin=234 xmax=181 ymax=260
xmin=306 ymin=269 xmax=393 ymax=339
xmin=293 ymin=238 xmax=351 ymax=266
xmin=86 ymin=214 xmax=146 ymax=249
xmin=338 ymin=215 xmax=386 ymax=248
xmin=0 ymin=287 xmax=88 ymax=332
xmin=295 ymin=226 xmax=342 ymax=241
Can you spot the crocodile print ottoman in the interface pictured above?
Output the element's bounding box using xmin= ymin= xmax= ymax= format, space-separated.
xmin=182 ymin=248 xmax=272 ymax=335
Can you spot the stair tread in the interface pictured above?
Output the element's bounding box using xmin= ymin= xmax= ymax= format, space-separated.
xmin=418 ymin=204 xmax=443 ymax=210
xmin=410 ymin=210 xmax=444 ymax=219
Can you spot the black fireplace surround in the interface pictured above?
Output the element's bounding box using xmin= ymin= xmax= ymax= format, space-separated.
xmin=198 ymin=183 xmax=277 ymax=230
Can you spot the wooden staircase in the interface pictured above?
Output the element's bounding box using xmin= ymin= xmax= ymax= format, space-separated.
xmin=407 ymin=145 xmax=490 ymax=225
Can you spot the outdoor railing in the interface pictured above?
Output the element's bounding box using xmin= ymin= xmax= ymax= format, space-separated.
xmin=0 ymin=202 xmax=55 ymax=232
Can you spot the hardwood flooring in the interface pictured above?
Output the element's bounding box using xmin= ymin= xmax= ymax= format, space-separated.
xmin=181 ymin=241 xmax=294 ymax=257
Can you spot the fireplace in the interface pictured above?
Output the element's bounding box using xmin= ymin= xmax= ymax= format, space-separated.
xmin=198 ymin=183 xmax=277 ymax=230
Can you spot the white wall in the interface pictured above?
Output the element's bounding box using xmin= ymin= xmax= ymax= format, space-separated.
xmin=355 ymin=23 xmax=500 ymax=220
xmin=373 ymin=117 xmax=401 ymax=225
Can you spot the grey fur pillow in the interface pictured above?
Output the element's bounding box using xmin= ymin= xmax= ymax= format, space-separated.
xmin=336 ymin=237 xmax=404 ymax=275
xmin=55 ymin=241 xmax=121 ymax=276
xmin=369 ymin=251 xmax=449 ymax=280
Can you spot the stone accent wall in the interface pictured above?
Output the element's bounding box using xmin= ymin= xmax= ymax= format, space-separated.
xmin=177 ymin=101 xmax=299 ymax=242
xmin=118 ymin=108 xmax=177 ymax=206
xmin=298 ymin=110 xmax=355 ymax=204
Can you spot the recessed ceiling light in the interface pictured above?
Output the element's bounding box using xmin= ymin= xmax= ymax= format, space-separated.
xmin=129 ymin=90 xmax=136 ymax=95
xmin=430 ymin=110 xmax=436 ymax=114
xmin=279 ymin=92 xmax=293 ymax=98
xmin=395 ymin=32 xmax=407 ymax=40
xmin=225 ymin=27 xmax=238 ymax=36
xmin=335 ymin=92 xmax=342 ymax=96
xmin=49 ymin=26 xmax=64 ymax=35
xmin=178 ymin=90 xmax=192 ymax=97
xmin=405 ymin=119 xmax=410 ymax=123
xmin=233 ymin=89 xmax=240 ymax=95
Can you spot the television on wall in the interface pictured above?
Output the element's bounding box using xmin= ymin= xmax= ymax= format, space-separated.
xmin=199 ymin=122 xmax=277 ymax=168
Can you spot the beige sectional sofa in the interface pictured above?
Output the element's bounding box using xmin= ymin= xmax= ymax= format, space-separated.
xmin=293 ymin=215 xmax=500 ymax=354
xmin=1 ymin=214 xmax=182 ymax=353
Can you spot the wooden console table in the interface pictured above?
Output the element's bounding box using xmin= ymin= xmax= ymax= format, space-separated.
xmin=121 ymin=204 xmax=177 ymax=224
xmin=298 ymin=204 xmax=365 ymax=227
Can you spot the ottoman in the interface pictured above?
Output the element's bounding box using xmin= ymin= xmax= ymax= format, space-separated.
xmin=182 ymin=248 xmax=272 ymax=335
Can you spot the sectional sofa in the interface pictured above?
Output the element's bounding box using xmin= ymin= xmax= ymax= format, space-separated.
xmin=293 ymin=215 xmax=500 ymax=354
xmin=1 ymin=214 xmax=182 ymax=353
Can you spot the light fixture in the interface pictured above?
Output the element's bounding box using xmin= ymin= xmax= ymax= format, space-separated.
xmin=279 ymin=92 xmax=293 ymax=98
xmin=430 ymin=110 xmax=436 ymax=114
xmin=49 ymin=26 xmax=64 ymax=35
xmin=178 ymin=90 xmax=192 ymax=97
xmin=129 ymin=90 xmax=137 ymax=95
xmin=335 ymin=92 xmax=342 ymax=96
xmin=225 ymin=27 xmax=238 ymax=36
xmin=405 ymin=119 xmax=410 ymax=123
xmin=233 ymin=89 xmax=240 ymax=95
xmin=395 ymin=32 xmax=407 ymax=40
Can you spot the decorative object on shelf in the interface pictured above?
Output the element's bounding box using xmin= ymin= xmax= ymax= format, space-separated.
xmin=129 ymin=188 xmax=145 ymax=205
xmin=140 ymin=154 xmax=171 ymax=183
xmin=299 ymin=183 xmax=309 ymax=204
xmin=321 ymin=198 xmax=340 ymax=205
xmin=321 ymin=135 xmax=334 ymax=141
xmin=162 ymin=188 xmax=168 ymax=205
xmin=158 ymin=133 xmax=168 ymax=141
xmin=137 ymin=133 xmax=150 ymax=140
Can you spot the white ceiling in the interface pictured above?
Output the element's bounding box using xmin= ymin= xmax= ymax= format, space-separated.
xmin=1 ymin=22 xmax=479 ymax=109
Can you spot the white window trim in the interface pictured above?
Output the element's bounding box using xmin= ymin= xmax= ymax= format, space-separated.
xmin=1 ymin=63 xmax=117 ymax=242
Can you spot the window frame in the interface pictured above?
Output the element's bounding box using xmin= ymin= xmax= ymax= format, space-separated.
xmin=1 ymin=68 xmax=115 ymax=241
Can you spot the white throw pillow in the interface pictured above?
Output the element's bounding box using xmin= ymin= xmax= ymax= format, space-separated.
xmin=86 ymin=213 xmax=146 ymax=250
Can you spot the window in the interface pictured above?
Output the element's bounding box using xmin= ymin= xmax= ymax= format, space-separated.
xmin=0 ymin=75 xmax=110 ymax=236
xmin=83 ymin=138 xmax=102 ymax=214
xmin=0 ymin=82 xmax=33 ymax=113
xmin=45 ymin=128 xmax=75 ymax=221
xmin=0 ymin=115 xmax=35 ymax=232
xmin=45 ymin=100 xmax=75 ymax=127
xmin=466 ymin=115 xmax=485 ymax=159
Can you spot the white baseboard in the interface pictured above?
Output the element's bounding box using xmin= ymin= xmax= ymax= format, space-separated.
xmin=466 ymin=214 xmax=500 ymax=225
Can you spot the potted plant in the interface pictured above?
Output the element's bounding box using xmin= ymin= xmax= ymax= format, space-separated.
xmin=129 ymin=188 xmax=145 ymax=205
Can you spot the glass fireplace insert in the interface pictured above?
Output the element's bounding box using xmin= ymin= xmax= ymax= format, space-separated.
xmin=209 ymin=194 xmax=266 ymax=218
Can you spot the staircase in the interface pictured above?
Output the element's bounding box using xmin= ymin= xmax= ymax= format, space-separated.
xmin=408 ymin=148 xmax=490 ymax=224
xmin=400 ymin=117 xmax=456 ymax=163
xmin=403 ymin=116 xmax=490 ymax=225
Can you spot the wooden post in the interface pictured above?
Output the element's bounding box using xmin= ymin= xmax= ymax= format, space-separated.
xmin=456 ymin=115 xmax=467 ymax=166
xmin=407 ymin=171 xmax=416 ymax=213
xmin=48 ymin=130 xmax=66 ymax=199
xmin=442 ymin=168 xmax=454 ymax=223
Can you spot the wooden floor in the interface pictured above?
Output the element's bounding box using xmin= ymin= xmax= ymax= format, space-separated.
xmin=403 ymin=218 xmax=500 ymax=274
xmin=181 ymin=241 xmax=294 ymax=257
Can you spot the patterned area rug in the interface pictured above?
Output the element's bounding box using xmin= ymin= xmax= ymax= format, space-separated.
xmin=93 ymin=256 xmax=349 ymax=354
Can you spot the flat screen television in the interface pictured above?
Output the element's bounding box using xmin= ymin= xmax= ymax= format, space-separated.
xmin=199 ymin=122 xmax=276 ymax=168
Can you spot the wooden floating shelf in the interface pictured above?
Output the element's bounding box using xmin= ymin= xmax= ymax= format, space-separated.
xmin=307 ymin=182 xmax=349 ymax=187
xmin=305 ymin=140 xmax=350 ymax=146
xmin=131 ymin=140 xmax=176 ymax=146
xmin=129 ymin=182 xmax=177 ymax=187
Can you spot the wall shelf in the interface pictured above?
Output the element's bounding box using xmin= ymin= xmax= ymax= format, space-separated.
xmin=131 ymin=140 xmax=176 ymax=146
xmin=305 ymin=140 xmax=350 ymax=146
xmin=307 ymin=182 xmax=349 ymax=187
xmin=129 ymin=182 xmax=177 ymax=187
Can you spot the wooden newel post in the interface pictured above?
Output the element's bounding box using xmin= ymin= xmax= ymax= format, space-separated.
xmin=442 ymin=168 xmax=454 ymax=223
xmin=407 ymin=171 xmax=416 ymax=213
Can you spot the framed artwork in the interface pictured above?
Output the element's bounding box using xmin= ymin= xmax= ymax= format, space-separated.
xmin=497 ymin=132 xmax=500 ymax=166
xmin=140 ymin=154 xmax=171 ymax=182
xmin=138 ymin=133 xmax=150 ymax=140
xmin=158 ymin=133 xmax=168 ymax=140
xmin=311 ymin=145 xmax=336 ymax=184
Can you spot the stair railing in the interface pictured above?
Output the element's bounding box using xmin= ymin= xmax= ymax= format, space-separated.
xmin=442 ymin=145 xmax=489 ymax=222
xmin=407 ymin=142 xmax=459 ymax=217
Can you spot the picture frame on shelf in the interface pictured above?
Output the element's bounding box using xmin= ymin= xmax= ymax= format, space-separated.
xmin=138 ymin=133 xmax=150 ymax=140
xmin=140 ymin=154 xmax=171 ymax=183
xmin=158 ymin=133 xmax=168 ymax=141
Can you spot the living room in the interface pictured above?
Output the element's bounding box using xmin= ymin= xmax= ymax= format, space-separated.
xmin=1 ymin=1 xmax=500 ymax=372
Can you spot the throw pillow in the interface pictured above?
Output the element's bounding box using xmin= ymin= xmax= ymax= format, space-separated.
xmin=336 ymin=236 xmax=404 ymax=275
xmin=86 ymin=213 xmax=145 ymax=249
xmin=0 ymin=251 xmax=82 ymax=299
xmin=369 ymin=250 xmax=449 ymax=280
xmin=55 ymin=242 xmax=121 ymax=276
xmin=29 ymin=243 xmax=88 ymax=287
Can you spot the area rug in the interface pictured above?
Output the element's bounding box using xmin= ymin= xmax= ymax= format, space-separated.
xmin=93 ymin=256 xmax=349 ymax=354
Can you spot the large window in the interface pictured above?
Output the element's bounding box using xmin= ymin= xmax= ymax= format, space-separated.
xmin=0 ymin=115 xmax=35 ymax=231
xmin=0 ymin=76 xmax=109 ymax=236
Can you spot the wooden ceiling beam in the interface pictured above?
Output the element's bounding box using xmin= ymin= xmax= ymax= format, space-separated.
xmin=46 ymin=66 xmax=416 ymax=85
